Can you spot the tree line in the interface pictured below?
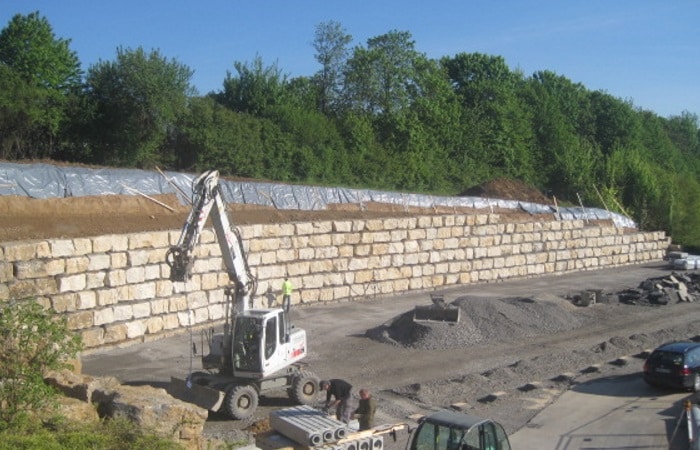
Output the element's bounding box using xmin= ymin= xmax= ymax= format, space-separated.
xmin=1 ymin=13 xmax=699 ymax=249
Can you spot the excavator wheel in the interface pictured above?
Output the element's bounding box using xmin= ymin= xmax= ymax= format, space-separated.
xmin=288 ymin=370 xmax=320 ymax=405
xmin=223 ymin=384 xmax=259 ymax=420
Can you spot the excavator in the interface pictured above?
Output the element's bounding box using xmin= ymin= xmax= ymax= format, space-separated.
xmin=165 ymin=170 xmax=320 ymax=420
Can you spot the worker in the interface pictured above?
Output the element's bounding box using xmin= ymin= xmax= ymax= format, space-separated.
xmin=353 ymin=388 xmax=377 ymax=431
xmin=320 ymin=379 xmax=354 ymax=424
xmin=282 ymin=277 xmax=293 ymax=313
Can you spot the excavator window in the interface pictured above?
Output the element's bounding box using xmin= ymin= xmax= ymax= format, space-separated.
xmin=265 ymin=316 xmax=277 ymax=359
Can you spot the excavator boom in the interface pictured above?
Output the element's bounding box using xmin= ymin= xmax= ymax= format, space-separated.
xmin=166 ymin=170 xmax=256 ymax=311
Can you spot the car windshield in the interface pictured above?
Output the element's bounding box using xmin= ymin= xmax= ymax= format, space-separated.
xmin=650 ymin=350 xmax=684 ymax=366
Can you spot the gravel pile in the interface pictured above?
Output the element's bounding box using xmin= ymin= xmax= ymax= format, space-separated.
xmin=368 ymin=272 xmax=700 ymax=351
xmin=366 ymin=294 xmax=595 ymax=350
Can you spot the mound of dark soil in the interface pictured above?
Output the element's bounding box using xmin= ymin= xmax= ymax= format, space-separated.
xmin=460 ymin=178 xmax=554 ymax=205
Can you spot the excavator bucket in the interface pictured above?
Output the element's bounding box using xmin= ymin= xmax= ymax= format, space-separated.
xmin=413 ymin=295 xmax=460 ymax=323
xmin=167 ymin=377 xmax=225 ymax=412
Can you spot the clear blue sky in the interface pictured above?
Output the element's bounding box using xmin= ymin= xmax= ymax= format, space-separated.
xmin=2 ymin=1 xmax=698 ymax=118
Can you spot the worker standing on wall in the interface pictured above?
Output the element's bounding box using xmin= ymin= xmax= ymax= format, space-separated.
xmin=282 ymin=277 xmax=293 ymax=313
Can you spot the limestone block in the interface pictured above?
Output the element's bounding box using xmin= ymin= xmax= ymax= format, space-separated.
xmin=125 ymin=266 xmax=146 ymax=284
xmin=93 ymin=308 xmax=114 ymax=326
xmin=143 ymin=264 xmax=160 ymax=281
xmin=146 ymin=316 xmax=164 ymax=334
xmin=76 ymin=291 xmax=97 ymax=309
xmin=308 ymin=234 xmax=331 ymax=247
xmin=169 ymin=295 xmax=188 ymax=312
xmin=333 ymin=221 xmax=353 ymax=233
xmin=50 ymin=239 xmax=76 ymax=258
xmin=0 ymin=260 xmax=12 ymax=283
xmin=295 ymin=222 xmax=315 ymax=235
xmin=96 ymin=288 xmax=119 ymax=306
xmin=187 ymin=290 xmax=208 ymax=309
xmin=86 ymin=271 xmax=106 ymax=290
xmin=289 ymin=247 xmax=310 ymax=261
xmin=110 ymin=252 xmax=128 ymax=268
xmin=193 ymin=306 xmax=210 ymax=323
xmin=163 ymin=313 xmax=179 ymax=330
xmin=130 ymin=282 xmax=156 ymax=301
xmin=14 ymin=259 xmax=47 ymax=279
xmin=67 ymin=310 xmax=93 ymax=329
xmin=73 ymin=238 xmax=93 ymax=255
xmin=81 ymin=327 xmax=105 ymax=348
xmin=58 ymin=273 xmax=87 ymax=293
xmin=65 ymin=256 xmax=89 ymax=274
xmin=126 ymin=320 xmax=147 ymax=339
xmin=309 ymin=259 xmax=334 ymax=273
xmin=132 ymin=302 xmax=151 ymax=318
xmin=1 ymin=242 xmax=37 ymax=261
xmin=208 ymin=303 xmax=224 ymax=321
xmin=51 ymin=293 xmax=77 ymax=312
xmin=113 ymin=304 xmax=133 ymax=321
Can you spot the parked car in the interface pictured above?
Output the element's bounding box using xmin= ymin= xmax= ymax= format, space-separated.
xmin=643 ymin=341 xmax=700 ymax=391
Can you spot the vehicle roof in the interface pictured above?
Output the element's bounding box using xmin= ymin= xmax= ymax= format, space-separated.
xmin=422 ymin=410 xmax=491 ymax=429
xmin=655 ymin=341 xmax=700 ymax=353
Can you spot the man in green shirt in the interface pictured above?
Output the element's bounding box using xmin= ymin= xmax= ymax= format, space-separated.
xmin=354 ymin=388 xmax=377 ymax=431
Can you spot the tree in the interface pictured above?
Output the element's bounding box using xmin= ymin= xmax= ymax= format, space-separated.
xmin=84 ymin=47 xmax=194 ymax=167
xmin=312 ymin=21 xmax=352 ymax=115
xmin=442 ymin=52 xmax=535 ymax=182
xmin=343 ymin=30 xmax=423 ymax=115
xmin=0 ymin=11 xmax=81 ymax=158
xmin=218 ymin=55 xmax=288 ymax=117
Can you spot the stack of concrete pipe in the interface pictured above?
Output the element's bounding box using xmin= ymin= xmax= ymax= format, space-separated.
xmin=268 ymin=405 xmax=383 ymax=450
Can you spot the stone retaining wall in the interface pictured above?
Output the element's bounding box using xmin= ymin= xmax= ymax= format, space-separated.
xmin=0 ymin=213 xmax=669 ymax=351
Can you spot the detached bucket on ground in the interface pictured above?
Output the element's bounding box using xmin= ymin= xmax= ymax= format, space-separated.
xmin=413 ymin=295 xmax=461 ymax=323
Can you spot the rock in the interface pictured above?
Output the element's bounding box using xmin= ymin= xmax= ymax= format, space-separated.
xmin=99 ymin=384 xmax=208 ymax=450
xmin=44 ymin=369 xmax=120 ymax=403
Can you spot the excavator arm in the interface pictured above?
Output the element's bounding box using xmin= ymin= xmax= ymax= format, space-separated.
xmin=166 ymin=170 xmax=256 ymax=311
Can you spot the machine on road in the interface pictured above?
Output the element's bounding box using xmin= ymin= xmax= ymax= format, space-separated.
xmin=407 ymin=410 xmax=511 ymax=450
xmin=165 ymin=170 xmax=320 ymax=420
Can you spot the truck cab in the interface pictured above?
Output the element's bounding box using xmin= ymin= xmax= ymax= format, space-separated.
xmin=408 ymin=410 xmax=511 ymax=450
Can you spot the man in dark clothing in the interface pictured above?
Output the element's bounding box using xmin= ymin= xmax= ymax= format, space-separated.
xmin=354 ymin=388 xmax=377 ymax=430
xmin=320 ymin=379 xmax=353 ymax=424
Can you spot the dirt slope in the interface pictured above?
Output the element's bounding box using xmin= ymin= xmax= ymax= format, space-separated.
xmin=0 ymin=178 xmax=552 ymax=242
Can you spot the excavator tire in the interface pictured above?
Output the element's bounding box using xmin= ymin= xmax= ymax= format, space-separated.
xmin=288 ymin=370 xmax=320 ymax=405
xmin=223 ymin=384 xmax=259 ymax=420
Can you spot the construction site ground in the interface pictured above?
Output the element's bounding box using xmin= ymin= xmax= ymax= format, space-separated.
xmin=3 ymin=179 xmax=698 ymax=447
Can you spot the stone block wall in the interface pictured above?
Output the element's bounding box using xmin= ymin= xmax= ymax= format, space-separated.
xmin=0 ymin=213 xmax=669 ymax=351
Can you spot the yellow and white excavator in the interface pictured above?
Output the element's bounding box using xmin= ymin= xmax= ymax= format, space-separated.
xmin=166 ymin=170 xmax=319 ymax=420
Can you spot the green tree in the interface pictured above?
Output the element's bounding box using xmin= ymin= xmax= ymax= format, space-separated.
xmin=0 ymin=11 xmax=81 ymax=158
xmin=175 ymin=96 xmax=267 ymax=177
xmin=443 ymin=52 xmax=535 ymax=183
xmin=312 ymin=21 xmax=352 ymax=115
xmin=0 ymin=300 xmax=82 ymax=430
xmin=343 ymin=30 xmax=423 ymax=115
xmin=84 ymin=46 xmax=194 ymax=167
xmin=218 ymin=55 xmax=288 ymax=117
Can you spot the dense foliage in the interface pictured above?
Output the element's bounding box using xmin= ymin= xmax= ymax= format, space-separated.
xmin=2 ymin=13 xmax=699 ymax=248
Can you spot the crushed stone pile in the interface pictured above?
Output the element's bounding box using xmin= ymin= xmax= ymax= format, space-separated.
xmin=366 ymin=294 xmax=595 ymax=350
xmin=367 ymin=271 xmax=700 ymax=351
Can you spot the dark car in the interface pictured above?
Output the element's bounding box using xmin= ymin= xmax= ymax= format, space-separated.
xmin=643 ymin=341 xmax=700 ymax=391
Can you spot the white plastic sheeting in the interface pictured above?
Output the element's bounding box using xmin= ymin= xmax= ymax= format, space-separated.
xmin=0 ymin=162 xmax=637 ymax=229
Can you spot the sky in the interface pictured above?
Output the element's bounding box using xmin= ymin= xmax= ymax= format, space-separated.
xmin=2 ymin=1 xmax=698 ymax=118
